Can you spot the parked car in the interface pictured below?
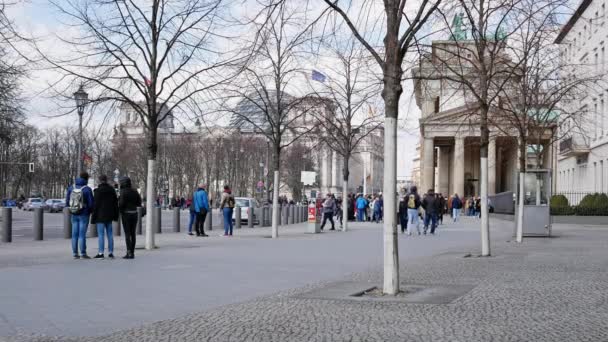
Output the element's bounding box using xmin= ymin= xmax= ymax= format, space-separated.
xmin=22 ymin=198 xmax=43 ymax=211
xmin=43 ymin=199 xmax=66 ymax=213
xmin=232 ymin=197 xmax=261 ymax=224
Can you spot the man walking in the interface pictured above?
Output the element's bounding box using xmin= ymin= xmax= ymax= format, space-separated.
xmin=320 ymin=193 xmax=337 ymax=230
xmin=66 ymin=172 xmax=94 ymax=259
xmin=398 ymin=193 xmax=408 ymax=234
xmin=193 ymin=184 xmax=209 ymax=237
xmin=405 ymin=186 xmax=421 ymax=235
xmin=219 ymin=185 xmax=235 ymax=236
xmin=118 ymin=176 xmax=141 ymax=259
xmin=91 ymin=175 xmax=118 ymax=259
xmin=422 ymin=189 xmax=439 ymax=235
xmin=451 ymin=193 xmax=463 ymax=222
xmin=356 ymin=194 xmax=367 ymax=222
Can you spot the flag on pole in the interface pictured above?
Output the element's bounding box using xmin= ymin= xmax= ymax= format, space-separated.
xmin=311 ymin=70 xmax=326 ymax=83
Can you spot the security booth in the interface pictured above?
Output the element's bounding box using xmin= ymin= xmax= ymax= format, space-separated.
xmin=514 ymin=169 xmax=552 ymax=237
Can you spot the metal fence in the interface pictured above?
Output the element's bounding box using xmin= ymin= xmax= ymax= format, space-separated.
xmin=553 ymin=192 xmax=605 ymax=206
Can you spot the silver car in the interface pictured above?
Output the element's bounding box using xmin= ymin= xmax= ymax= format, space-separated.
xmin=44 ymin=199 xmax=66 ymax=213
xmin=23 ymin=198 xmax=43 ymax=211
xmin=232 ymin=197 xmax=261 ymax=224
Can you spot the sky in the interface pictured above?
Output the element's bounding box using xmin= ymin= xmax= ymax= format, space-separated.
xmin=7 ymin=0 xmax=422 ymax=178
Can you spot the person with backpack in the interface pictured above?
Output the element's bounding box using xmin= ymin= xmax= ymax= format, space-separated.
xmin=66 ymin=172 xmax=94 ymax=259
xmin=320 ymin=193 xmax=337 ymax=230
xmin=406 ymin=186 xmax=422 ymax=235
xmin=451 ymin=193 xmax=463 ymax=222
xmin=219 ymin=185 xmax=235 ymax=236
xmin=193 ymin=184 xmax=209 ymax=237
xmin=91 ymin=175 xmax=119 ymax=259
xmin=422 ymin=189 xmax=440 ymax=235
xmin=118 ymin=176 xmax=141 ymax=259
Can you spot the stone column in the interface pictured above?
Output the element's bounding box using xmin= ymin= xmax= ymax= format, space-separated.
xmin=422 ymin=137 xmax=435 ymax=193
xmin=453 ymin=137 xmax=465 ymax=197
xmin=488 ymin=137 xmax=497 ymax=195
xmin=331 ymin=150 xmax=339 ymax=192
xmin=437 ymin=147 xmax=450 ymax=195
xmin=320 ymin=148 xmax=329 ymax=193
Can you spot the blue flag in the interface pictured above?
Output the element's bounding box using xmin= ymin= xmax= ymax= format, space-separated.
xmin=311 ymin=70 xmax=326 ymax=83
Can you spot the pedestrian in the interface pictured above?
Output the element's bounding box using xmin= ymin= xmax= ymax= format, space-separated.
xmin=187 ymin=196 xmax=196 ymax=235
xmin=451 ymin=193 xmax=462 ymax=222
xmin=398 ymin=194 xmax=408 ymax=234
xmin=91 ymin=175 xmax=118 ymax=259
xmin=66 ymin=172 xmax=94 ymax=259
xmin=193 ymin=184 xmax=209 ymax=237
xmin=219 ymin=185 xmax=235 ymax=236
xmin=320 ymin=193 xmax=336 ymax=230
xmin=422 ymin=189 xmax=439 ymax=235
xmin=405 ymin=186 xmax=422 ymax=235
xmin=335 ymin=196 xmax=343 ymax=228
xmin=475 ymin=197 xmax=481 ymax=218
xmin=437 ymin=193 xmax=445 ymax=225
xmin=118 ymin=176 xmax=142 ymax=259
xmin=356 ymin=194 xmax=367 ymax=222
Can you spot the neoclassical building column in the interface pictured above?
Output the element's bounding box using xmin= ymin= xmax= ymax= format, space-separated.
xmin=330 ymin=150 xmax=339 ymax=192
xmin=453 ymin=137 xmax=465 ymax=197
xmin=437 ymin=146 xmax=450 ymax=195
xmin=422 ymin=137 xmax=435 ymax=193
xmin=488 ymin=137 xmax=497 ymax=195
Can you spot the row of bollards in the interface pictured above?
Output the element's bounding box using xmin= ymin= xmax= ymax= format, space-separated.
xmin=0 ymin=204 xmax=311 ymax=243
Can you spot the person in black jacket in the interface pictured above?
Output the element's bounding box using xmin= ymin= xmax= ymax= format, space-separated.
xmin=421 ymin=189 xmax=440 ymax=235
xmin=118 ymin=176 xmax=142 ymax=259
xmin=91 ymin=175 xmax=119 ymax=259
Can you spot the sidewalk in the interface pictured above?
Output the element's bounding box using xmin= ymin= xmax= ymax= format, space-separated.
xmin=2 ymin=219 xmax=607 ymax=341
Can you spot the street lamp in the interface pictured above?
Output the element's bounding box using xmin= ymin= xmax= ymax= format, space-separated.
xmin=73 ymin=85 xmax=88 ymax=177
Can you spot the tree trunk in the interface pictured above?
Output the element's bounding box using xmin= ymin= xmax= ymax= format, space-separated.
xmin=145 ymin=125 xmax=158 ymax=250
xmin=516 ymin=138 xmax=527 ymax=243
xmin=342 ymin=156 xmax=350 ymax=232
xmin=381 ymin=76 xmax=401 ymax=295
xmin=479 ymin=111 xmax=491 ymax=256
xmin=271 ymin=143 xmax=281 ymax=238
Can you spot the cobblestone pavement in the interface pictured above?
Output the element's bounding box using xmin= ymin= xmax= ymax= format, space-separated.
xmin=3 ymin=220 xmax=608 ymax=342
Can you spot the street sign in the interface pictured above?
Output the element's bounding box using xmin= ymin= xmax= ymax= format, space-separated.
xmin=301 ymin=171 xmax=316 ymax=185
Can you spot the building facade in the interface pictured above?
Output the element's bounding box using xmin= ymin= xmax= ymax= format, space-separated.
xmin=555 ymin=0 xmax=608 ymax=200
xmin=412 ymin=39 xmax=557 ymax=197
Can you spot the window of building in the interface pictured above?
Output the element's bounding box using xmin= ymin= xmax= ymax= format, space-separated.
xmin=594 ymin=162 xmax=598 ymax=191
xmin=601 ymin=160 xmax=605 ymax=192
xmin=595 ymin=53 xmax=599 ymax=72
xmin=602 ymin=46 xmax=605 ymax=73
xmin=594 ymin=101 xmax=599 ymax=140
xmin=603 ymin=4 xmax=606 ymax=26
xmin=601 ymin=97 xmax=605 ymax=136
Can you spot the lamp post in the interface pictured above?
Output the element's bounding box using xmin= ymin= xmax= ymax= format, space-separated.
xmin=73 ymin=85 xmax=88 ymax=177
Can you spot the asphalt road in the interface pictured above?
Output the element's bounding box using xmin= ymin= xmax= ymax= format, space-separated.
xmin=0 ymin=217 xmax=513 ymax=338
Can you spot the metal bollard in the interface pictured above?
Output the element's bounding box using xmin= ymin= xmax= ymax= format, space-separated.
xmin=262 ymin=206 xmax=269 ymax=227
xmin=289 ymin=205 xmax=295 ymax=224
xmin=282 ymin=205 xmax=288 ymax=225
xmin=248 ymin=207 xmax=254 ymax=228
xmin=88 ymin=222 xmax=97 ymax=238
xmin=205 ymin=208 xmax=212 ymax=231
xmin=173 ymin=207 xmax=180 ymax=233
xmin=113 ymin=214 xmax=121 ymax=236
xmin=63 ymin=207 xmax=72 ymax=239
xmin=34 ymin=208 xmax=43 ymax=240
xmin=2 ymin=207 xmax=12 ymax=243
xmin=154 ymin=207 xmax=162 ymax=234
xmin=235 ymin=206 xmax=242 ymax=229
xmin=136 ymin=207 xmax=143 ymax=235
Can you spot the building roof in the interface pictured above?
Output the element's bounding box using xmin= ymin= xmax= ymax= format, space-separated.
xmin=554 ymin=0 xmax=592 ymax=44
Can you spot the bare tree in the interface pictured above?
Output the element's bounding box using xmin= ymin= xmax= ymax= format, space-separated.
xmin=322 ymin=0 xmax=441 ymax=294
xmin=225 ymin=1 xmax=323 ymax=238
xmin=492 ymin=1 xmax=598 ymax=241
xmin=43 ymin=0 xmax=238 ymax=249
xmin=308 ymin=35 xmax=382 ymax=232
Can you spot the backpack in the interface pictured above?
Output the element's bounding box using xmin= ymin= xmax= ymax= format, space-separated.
xmin=407 ymin=194 xmax=416 ymax=209
xmin=227 ymin=195 xmax=235 ymax=208
xmin=69 ymin=186 xmax=87 ymax=214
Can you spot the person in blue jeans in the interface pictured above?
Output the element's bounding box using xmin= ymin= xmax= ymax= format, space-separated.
xmin=187 ymin=198 xmax=197 ymax=235
xmin=219 ymin=185 xmax=235 ymax=236
xmin=66 ymin=172 xmax=94 ymax=259
xmin=91 ymin=175 xmax=119 ymax=259
xmin=421 ymin=189 xmax=439 ymax=235
xmin=405 ymin=186 xmax=422 ymax=235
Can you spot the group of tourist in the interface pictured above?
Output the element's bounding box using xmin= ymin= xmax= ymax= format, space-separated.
xmin=66 ymin=172 xmax=141 ymax=260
